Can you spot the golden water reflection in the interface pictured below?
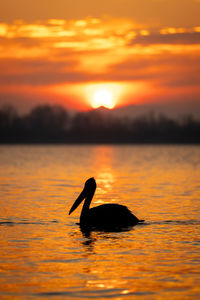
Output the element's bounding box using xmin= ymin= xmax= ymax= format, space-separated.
xmin=0 ymin=145 xmax=200 ymax=299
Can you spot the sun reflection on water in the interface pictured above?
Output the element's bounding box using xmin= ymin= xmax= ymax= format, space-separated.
xmin=0 ymin=145 xmax=200 ymax=299
xmin=90 ymin=146 xmax=117 ymax=204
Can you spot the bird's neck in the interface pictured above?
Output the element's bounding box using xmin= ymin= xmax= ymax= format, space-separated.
xmin=80 ymin=191 xmax=94 ymax=220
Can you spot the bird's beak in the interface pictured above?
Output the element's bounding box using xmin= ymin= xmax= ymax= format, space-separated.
xmin=69 ymin=187 xmax=87 ymax=215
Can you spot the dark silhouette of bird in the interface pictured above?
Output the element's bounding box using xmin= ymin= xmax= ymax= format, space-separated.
xmin=69 ymin=177 xmax=143 ymax=230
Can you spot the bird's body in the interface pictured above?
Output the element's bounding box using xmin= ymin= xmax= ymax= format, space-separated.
xmin=69 ymin=178 xmax=143 ymax=230
xmin=80 ymin=204 xmax=139 ymax=228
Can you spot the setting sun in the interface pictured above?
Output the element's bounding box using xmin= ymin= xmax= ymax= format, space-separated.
xmin=85 ymin=83 xmax=124 ymax=109
xmin=92 ymin=89 xmax=114 ymax=109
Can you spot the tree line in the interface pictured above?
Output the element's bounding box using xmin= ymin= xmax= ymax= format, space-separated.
xmin=0 ymin=104 xmax=200 ymax=143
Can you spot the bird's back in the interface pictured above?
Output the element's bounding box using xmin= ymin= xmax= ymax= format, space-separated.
xmin=80 ymin=203 xmax=139 ymax=228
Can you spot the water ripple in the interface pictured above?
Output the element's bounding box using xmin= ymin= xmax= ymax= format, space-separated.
xmin=35 ymin=289 xmax=155 ymax=298
xmin=0 ymin=220 xmax=59 ymax=226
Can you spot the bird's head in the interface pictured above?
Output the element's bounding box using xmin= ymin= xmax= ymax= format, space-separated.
xmin=69 ymin=177 xmax=96 ymax=215
xmin=84 ymin=177 xmax=96 ymax=190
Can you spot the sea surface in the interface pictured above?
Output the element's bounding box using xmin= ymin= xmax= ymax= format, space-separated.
xmin=0 ymin=145 xmax=200 ymax=300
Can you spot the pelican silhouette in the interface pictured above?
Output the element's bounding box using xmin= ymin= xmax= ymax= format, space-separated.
xmin=69 ymin=177 xmax=143 ymax=230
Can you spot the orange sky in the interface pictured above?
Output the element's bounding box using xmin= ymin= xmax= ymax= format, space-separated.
xmin=0 ymin=0 xmax=200 ymax=112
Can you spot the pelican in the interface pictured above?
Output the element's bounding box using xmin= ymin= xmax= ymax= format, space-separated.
xmin=69 ymin=178 xmax=143 ymax=230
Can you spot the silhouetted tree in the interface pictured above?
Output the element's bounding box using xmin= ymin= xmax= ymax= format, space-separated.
xmin=0 ymin=104 xmax=200 ymax=143
xmin=28 ymin=105 xmax=69 ymax=139
xmin=0 ymin=105 xmax=17 ymax=130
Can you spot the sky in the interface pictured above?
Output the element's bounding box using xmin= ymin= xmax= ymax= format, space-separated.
xmin=0 ymin=0 xmax=200 ymax=113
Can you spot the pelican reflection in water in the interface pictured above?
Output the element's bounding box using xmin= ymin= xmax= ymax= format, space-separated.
xmin=69 ymin=177 xmax=144 ymax=230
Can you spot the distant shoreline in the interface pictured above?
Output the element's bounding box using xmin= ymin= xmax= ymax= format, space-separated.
xmin=1 ymin=140 xmax=200 ymax=145
xmin=1 ymin=104 xmax=200 ymax=145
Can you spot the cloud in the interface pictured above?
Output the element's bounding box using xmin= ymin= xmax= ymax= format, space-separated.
xmin=132 ymin=32 xmax=200 ymax=45
xmin=1 ymin=0 xmax=200 ymax=28
xmin=107 ymin=51 xmax=200 ymax=87
xmin=1 ymin=18 xmax=199 ymax=55
xmin=0 ymin=17 xmax=200 ymax=111
xmin=0 ymin=58 xmax=86 ymax=85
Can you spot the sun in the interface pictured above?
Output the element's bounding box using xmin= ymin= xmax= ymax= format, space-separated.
xmin=92 ymin=89 xmax=115 ymax=109
xmin=85 ymin=83 xmax=123 ymax=109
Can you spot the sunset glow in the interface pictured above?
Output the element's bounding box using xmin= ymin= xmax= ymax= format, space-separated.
xmin=1 ymin=1 xmax=200 ymax=299
xmin=0 ymin=1 xmax=199 ymax=114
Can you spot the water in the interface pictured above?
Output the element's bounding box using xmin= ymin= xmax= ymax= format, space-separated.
xmin=0 ymin=145 xmax=200 ymax=299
